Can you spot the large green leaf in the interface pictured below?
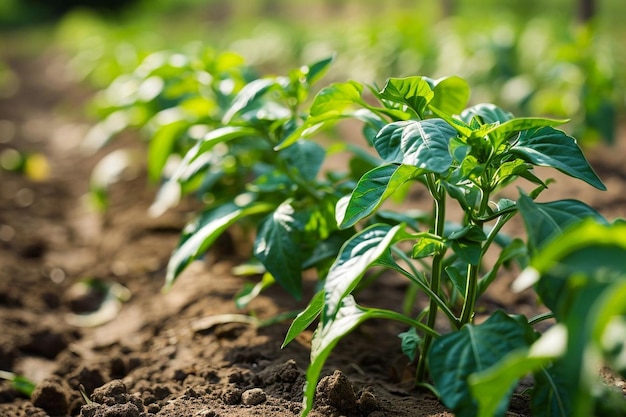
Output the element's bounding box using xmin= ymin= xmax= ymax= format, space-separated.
xmin=517 ymin=193 xmax=607 ymax=253
xmin=324 ymin=224 xmax=407 ymax=319
xmin=373 ymin=120 xmax=410 ymax=162
xmin=400 ymin=119 xmax=456 ymax=173
xmin=511 ymin=127 xmax=606 ymax=190
xmin=515 ymin=220 xmax=626 ymax=417
xmin=378 ymin=76 xmax=434 ymax=117
xmin=165 ymin=200 xmax=274 ymax=288
xmin=336 ymin=164 xmax=423 ymax=229
xmin=254 ymin=201 xmax=304 ymax=299
xmin=469 ymin=323 xmax=566 ymax=417
xmin=428 ymin=311 xmax=531 ymax=417
xmin=428 ymin=75 xmax=470 ymax=115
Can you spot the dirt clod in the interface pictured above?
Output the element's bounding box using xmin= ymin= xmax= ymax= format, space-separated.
xmin=221 ymin=385 xmax=242 ymax=405
xmin=31 ymin=376 xmax=70 ymax=416
xmin=357 ymin=389 xmax=380 ymax=415
xmin=315 ymin=370 xmax=357 ymax=412
xmin=241 ymin=388 xmax=266 ymax=405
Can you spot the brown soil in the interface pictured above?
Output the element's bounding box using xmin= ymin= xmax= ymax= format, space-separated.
xmin=1 ymin=51 xmax=625 ymax=417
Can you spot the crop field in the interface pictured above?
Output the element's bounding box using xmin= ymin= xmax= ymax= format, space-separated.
xmin=1 ymin=1 xmax=625 ymax=416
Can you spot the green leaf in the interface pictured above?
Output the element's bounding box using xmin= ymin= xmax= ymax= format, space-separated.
xmin=281 ymin=139 xmax=326 ymax=181
xmin=428 ymin=311 xmax=530 ymax=417
xmin=148 ymin=120 xmax=187 ymax=182
xmin=412 ymin=236 xmax=445 ymax=258
xmin=303 ymin=297 xmax=438 ymax=417
xmin=485 ymin=117 xmax=568 ymax=149
xmin=398 ymin=327 xmax=421 ymax=361
xmin=165 ymin=200 xmax=274 ymax=288
xmin=302 ymin=296 xmax=370 ymax=417
xmin=234 ymin=273 xmax=274 ymax=309
xmin=532 ymin=364 xmax=571 ymax=417
xmin=222 ymin=78 xmax=277 ymax=123
xmin=428 ymin=75 xmax=471 ymax=115
xmin=460 ymin=103 xmax=514 ymax=125
xmin=400 ymin=119 xmax=456 ymax=173
xmin=310 ymin=81 xmax=365 ymax=116
xmin=373 ymin=120 xmax=410 ymax=162
xmin=511 ymin=127 xmax=606 ymax=190
xmin=336 ymin=164 xmax=423 ymax=229
xmin=469 ymin=324 xmax=563 ymax=417
xmin=254 ymin=201 xmax=305 ymax=299
xmin=324 ymin=224 xmax=407 ymax=320
xmin=517 ymin=193 xmax=607 ymax=253
xmin=0 ymin=371 xmax=36 ymax=397
xmin=302 ymin=55 xmax=335 ymax=86
xmin=379 ymin=76 xmax=434 ymax=117
xmin=282 ymin=290 xmax=324 ymax=348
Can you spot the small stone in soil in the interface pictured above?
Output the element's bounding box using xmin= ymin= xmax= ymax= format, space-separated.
xmin=31 ymin=376 xmax=70 ymax=416
xmin=241 ymin=388 xmax=266 ymax=405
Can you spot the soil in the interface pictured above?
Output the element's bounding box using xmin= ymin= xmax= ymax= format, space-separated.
xmin=1 ymin=50 xmax=625 ymax=417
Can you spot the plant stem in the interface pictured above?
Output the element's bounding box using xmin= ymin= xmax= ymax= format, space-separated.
xmin=416 ymin=174 xmax=446 ymax=382
xmin=460 ymin=186 xmax=491 ymax=325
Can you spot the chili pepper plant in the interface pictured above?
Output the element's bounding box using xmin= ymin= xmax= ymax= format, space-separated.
xmin=280 ymin=75 xmax=624 ymax=416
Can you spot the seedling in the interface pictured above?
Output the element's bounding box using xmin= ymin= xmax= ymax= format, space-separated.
xmin=281 ymin=75 xmax=621 ymax=416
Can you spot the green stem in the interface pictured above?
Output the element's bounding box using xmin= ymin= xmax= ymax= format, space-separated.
xmin=391 ymin=247 xmax=459 ymax=328
xmin=416 ymin=174 xmax=446 ymax=382
xmin=528 ymin=312 xmax=555 ymax=326
xmin=460 ymin=186 xmax=491 ymax=326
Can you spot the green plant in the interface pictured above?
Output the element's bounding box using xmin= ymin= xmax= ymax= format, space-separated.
xmin=83 ymin=44 xmax=254 ymax=210
xmin=160 ymin=56 xmax=377 ymax=304
xmin=281 ymin=75 xmax=617 ymax=416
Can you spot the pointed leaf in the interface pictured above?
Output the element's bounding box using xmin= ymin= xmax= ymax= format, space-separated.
xmin=303 ymin=55 xmax=335 ymax=86
xmin=379 ymin=76 xmax=434 ymax=117
xmin=165 ymin=200 xmax=274 ymax=288
xmin=429 ymin=311 xmax=530 ymax=417
xmin=254 ymin=201 xmax=304 ymax=299
xmin=324 ymin=224 xmax=407 ymax=319
xmin=511 ymin=127 xmax=606 ymax=190
xmin=336 ymin=164 xmax=424 ymax=229
xmin=517 ymin=193 xmax=607 ymax=253
xmin=282 ymin=290 xmax=324 ymax=348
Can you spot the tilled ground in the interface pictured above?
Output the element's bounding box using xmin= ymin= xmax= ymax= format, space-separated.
xmin=1 ymin=51 xmax=625 ymax=417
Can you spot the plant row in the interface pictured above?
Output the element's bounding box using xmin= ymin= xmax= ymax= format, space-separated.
xmin=87 ymin=48 xmax=626 ymax=417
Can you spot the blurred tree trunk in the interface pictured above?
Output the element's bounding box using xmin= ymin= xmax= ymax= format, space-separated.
xmin=578 ymin=0 xmax=595 ymax=22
